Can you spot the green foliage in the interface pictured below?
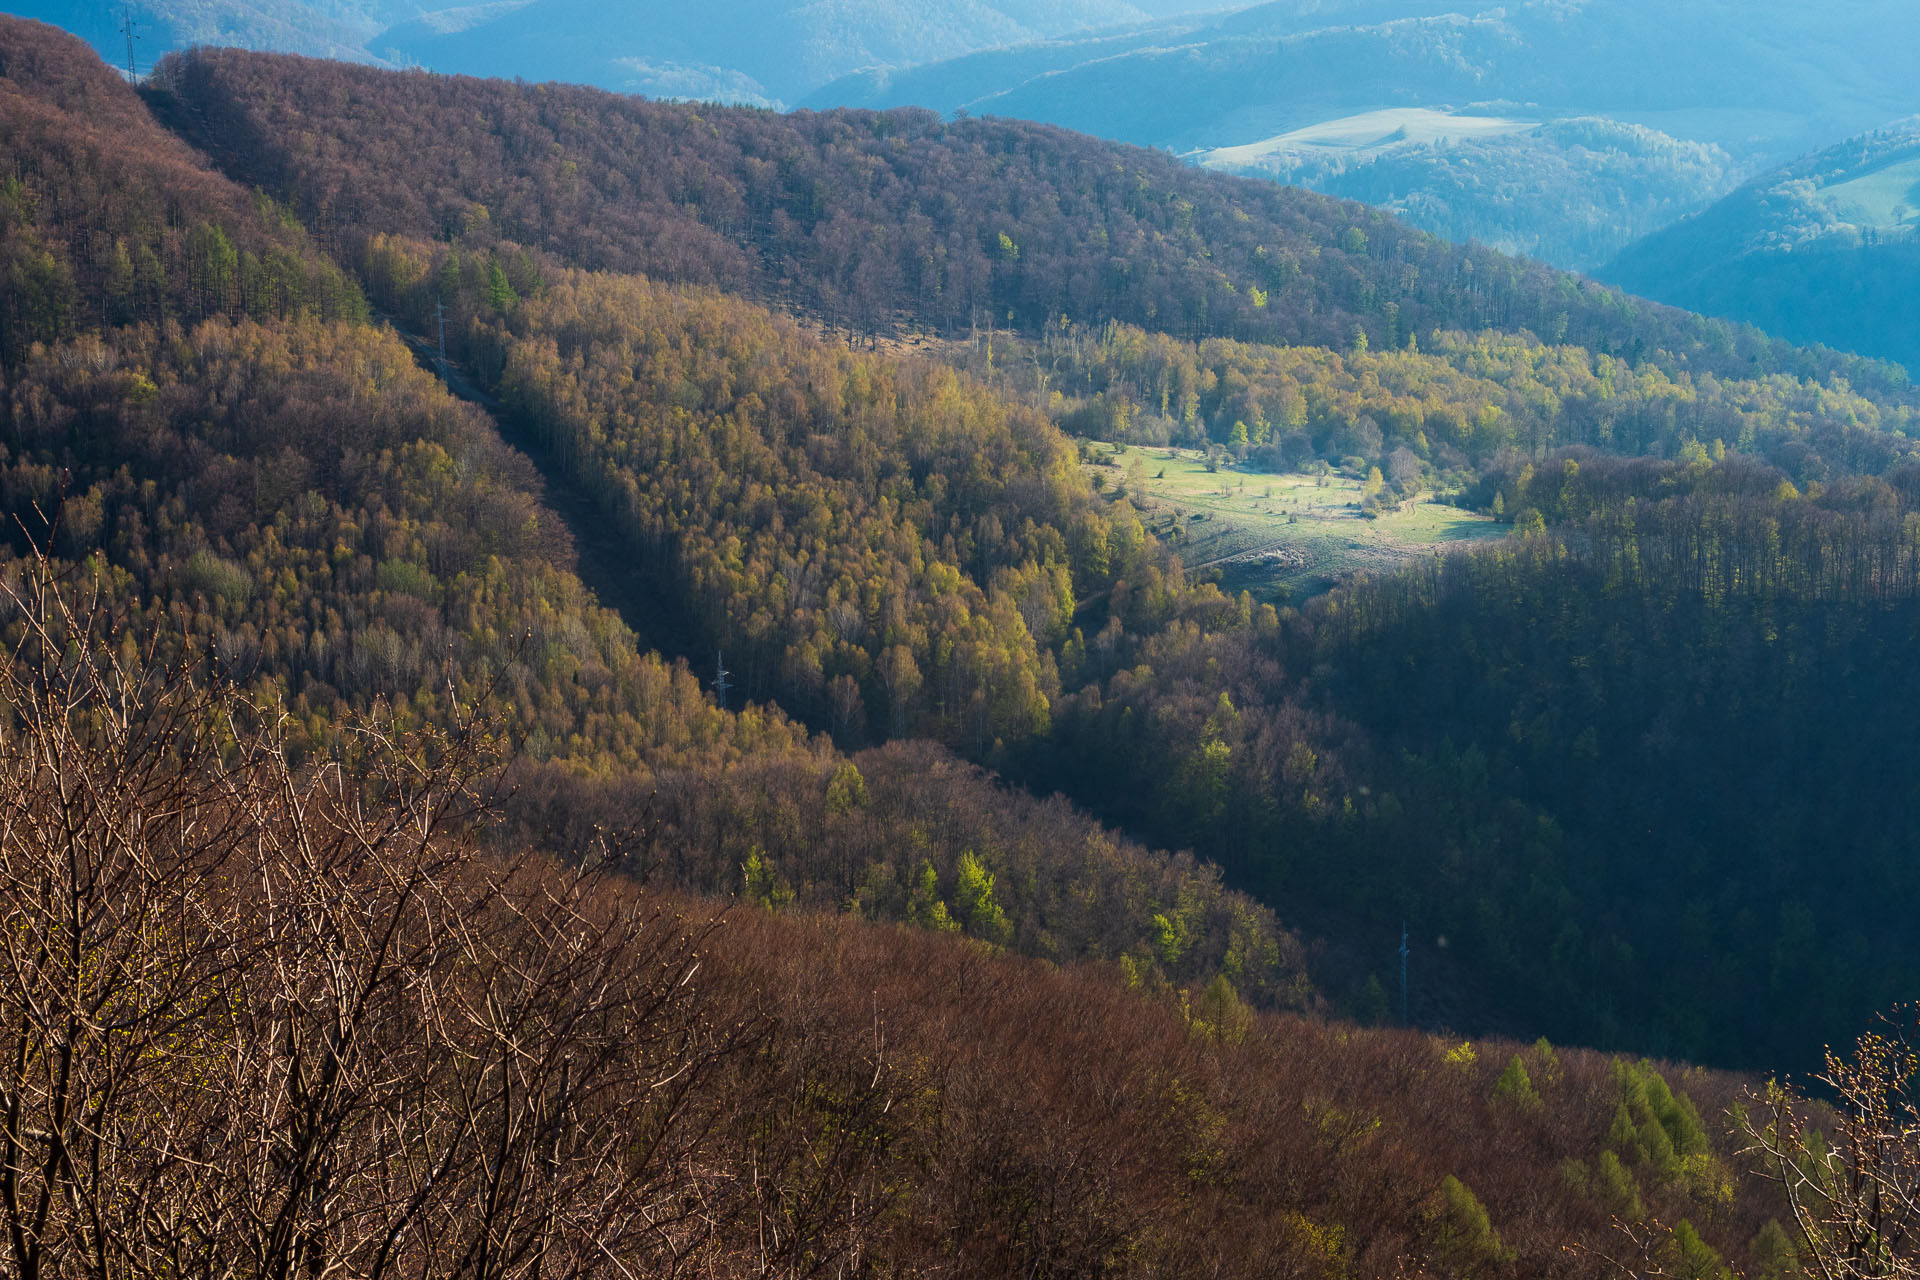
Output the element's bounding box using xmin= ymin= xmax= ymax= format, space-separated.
xmin=1615 ymin=1060 xmax=1711 ymax=1165
xmin=1188 ymin=973 xmax=1252 ymax=1045
xmin=825 ymin=760 xmax=868 ymax=814
xmin=1592 ymin=1149 xmax=1645 ymax=1220
xmin=1531 ymin=1037 xmax=1563 ymax=1088
xmin=1667 ymin=1220 xmax=1734 ymax=1280
xmin=485 ymin=269 xmax=1105 ymax=750
xmin=485 ymin=260 xmax=518 ymax=312
xmin=952 ymin=850 xmax=1012 ymax=946
xmin=906 ymin=859 xmax=959 ymax=933
xmin=743 ymin=846 xmax=796 ymax=912
xmin=1429 ymin=1175 xmax=1511 ymax=1276
xmin=184 ymin=550 xmax=254 ymax=604
xmin=1750 ymin=1218 xmax=1802 ymax=1280
xmin=999 ymin=318 xmax=1919 ymax=479
xmin=1492 ymin=1054 xmax=1542 ymax=1112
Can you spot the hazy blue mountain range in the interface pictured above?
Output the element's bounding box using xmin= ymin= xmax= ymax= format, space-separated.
xmin=1601 ymin=119 xmax=1920 ymax=373
xmin=376 ymin=0 xmax=1152 ymax=107
xmin=374 ymin=0 xmax=1262 ymax=106
xmin=813 ymin=0 xmax=1920 ymax=270
xmin=1 ymin=1 xmax=422 ymax=69
xmin=19 ymin=0 xmax=1920 ymax=284
xmin=818 ymin=0 xmax=1920 ymax=159
xmin=1194 ymin=111 xmax=1733 ymax=269
xmin=11 ymin=0 xmax=1235 ymax=101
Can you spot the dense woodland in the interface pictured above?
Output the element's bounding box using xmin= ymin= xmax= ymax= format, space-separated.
xmin=0 ymin=16 xmax=1309 ymax=1010
xmin=3 ymin=21 xmax=1920 ymax=1271
xmin=980 ymin=320 xmax=1920 ymax=486
xmin=48 ymin=27 xmax=1917 ymax=1071
xmin=150 ymin=44 xmax=1915 ymax=399
xmin=0 ymin=589 xmax=1794 ymax=1277
xmin=1220 ymin=117 xmax=1737 ymax=272
xmin=0 ymin=21 xmax=363 ymax=363
xmin=1029 ymin=457 xmax=1920 ymax=1065
xmin=1603 ymin=121 xmax=1920 ymax=373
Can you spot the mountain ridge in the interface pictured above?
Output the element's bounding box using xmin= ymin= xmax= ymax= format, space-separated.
xmin=1601 ymin=116 xmax=1920 ymax=372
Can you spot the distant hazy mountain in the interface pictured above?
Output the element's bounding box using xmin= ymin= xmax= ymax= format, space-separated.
xmin=1602 ymin=120 xmax=1920 ymax=372
xmin=823 ymin=0 xmax=1920 ymax=158
xmin=813 ymin=0 xmax=1920 ymax=270
xmin=2 ymin=1 xmax=423 ymax=68
xmin=372 ymin=0 xmax=1231 ymax=107
xmin=1198 ymin=112 xmax=1735 ymax=271
xmin=14 ymin=0 xmax=1237 ymax=99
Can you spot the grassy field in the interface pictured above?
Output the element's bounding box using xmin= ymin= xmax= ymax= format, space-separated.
xmin=1817 ymin=153 xmax=1920 ymax=229
xmin=1200 ymin=107 xmax=1538 ymax=172
xmin=1090 ymin=444 xmax=1507 ymax=600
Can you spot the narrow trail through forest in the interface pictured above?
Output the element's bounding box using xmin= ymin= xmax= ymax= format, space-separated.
xmin=388 ymin=323 xmax=713 ymax=683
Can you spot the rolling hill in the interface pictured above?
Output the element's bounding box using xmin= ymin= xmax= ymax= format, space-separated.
xmin=1196 ymin=112 xmax=1735 ymax=270
xmin=11 ymin=0 xmax=1236 ymax=102
xmin=811 ymin=0 xmax=1920 ymax=270
xmin=2 ymin=15 xmax=1914 ymax=1276
xmin=0 ymin=0 xmax=419 ymax=68
xmin=1602 ymin=117 xmax=1920 ymax=372
xmin=131 ymin=36 xmax=1920 ymax=1071
xmin=370 ymin=0 xmax=1220 ymax=107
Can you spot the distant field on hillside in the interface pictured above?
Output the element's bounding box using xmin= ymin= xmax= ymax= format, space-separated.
xmin=1089 ymin=444 xmax=1506 ymax=600
xmin=1817 ymin=154 xmax=1920 ymax=229
xmin=1198 ymin=107 xmax=1540 ymax=169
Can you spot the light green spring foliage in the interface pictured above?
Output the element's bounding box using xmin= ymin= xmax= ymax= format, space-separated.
xmin=1750 ymin=1219 xmax=1802 ymax=1280
xmin=1189 ymin=974 xmax=1252 ymax=1045
xmin=1431 ymin=1175 xmax=1512 ymax=1276
xmin=742 ymin=847 xmax=795 ymax=912
xmin=825 ymin=761 xmax=868 ymax=814
xmin=953 ymin=850 xmax=1012 ymax=946
xmin=1531 ymin=1037 xmax=1562 ymax=1087
xmin=1609 ymin=1060 xmax=1710 ymax=1182
xmin=1668 ymin=1220 xmax=1734 ymax=1280
xmin=1493 ymin=1054 xmax=1542 ymax=1112
xmin=907 ymin=860 xmax=960 ymax=933
xmin=1593 ymin=1149 xmax=1645 ymax=1220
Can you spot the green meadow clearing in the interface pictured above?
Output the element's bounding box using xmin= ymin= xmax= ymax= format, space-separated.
xmin=1089 ymin=443 xmax=1508 ymax=600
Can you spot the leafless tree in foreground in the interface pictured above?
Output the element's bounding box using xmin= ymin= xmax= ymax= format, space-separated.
xmin=0 ymin=555 xmax=827 ymax=1279
xmin=1739 ymin=1008 xmax=1920 ymax=1280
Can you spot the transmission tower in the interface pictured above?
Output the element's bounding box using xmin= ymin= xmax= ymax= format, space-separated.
xmin=117 ymin=4 xmax=142 ymax=82
xmin=1398 ymin=922 xmax=1410 ymax=1026
xmin=712 ymin=652 xmax=732 ymax=707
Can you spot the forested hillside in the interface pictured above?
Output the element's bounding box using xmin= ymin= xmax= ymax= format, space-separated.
xmin=811 ymin=0 xmax=1920 ymax=273
xmin=1603 ymin=118 xmax=1920 ymax=373
xmin=0 ymin=15 xmax=1313 ymax=1012
xmin=6 ymin=15 xmax=1920 ymax=1274
xmin=0 ymin=594 xmax=1793 ymax=1276
xmin=1028 ymin=455 xmax=1920 ymax=1065
xmin=1203 ymin=115 xmax=1736 ymax=271
xmin=0 ymin=17 xmax=365 ymax=361
xmin=373 ymin=0 xmax=1184 ymax=107
xmin=151 ymin=44 xmax=1913 ymax=399
xmin=112 ymin=35 xmax=1920 ymax=1071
